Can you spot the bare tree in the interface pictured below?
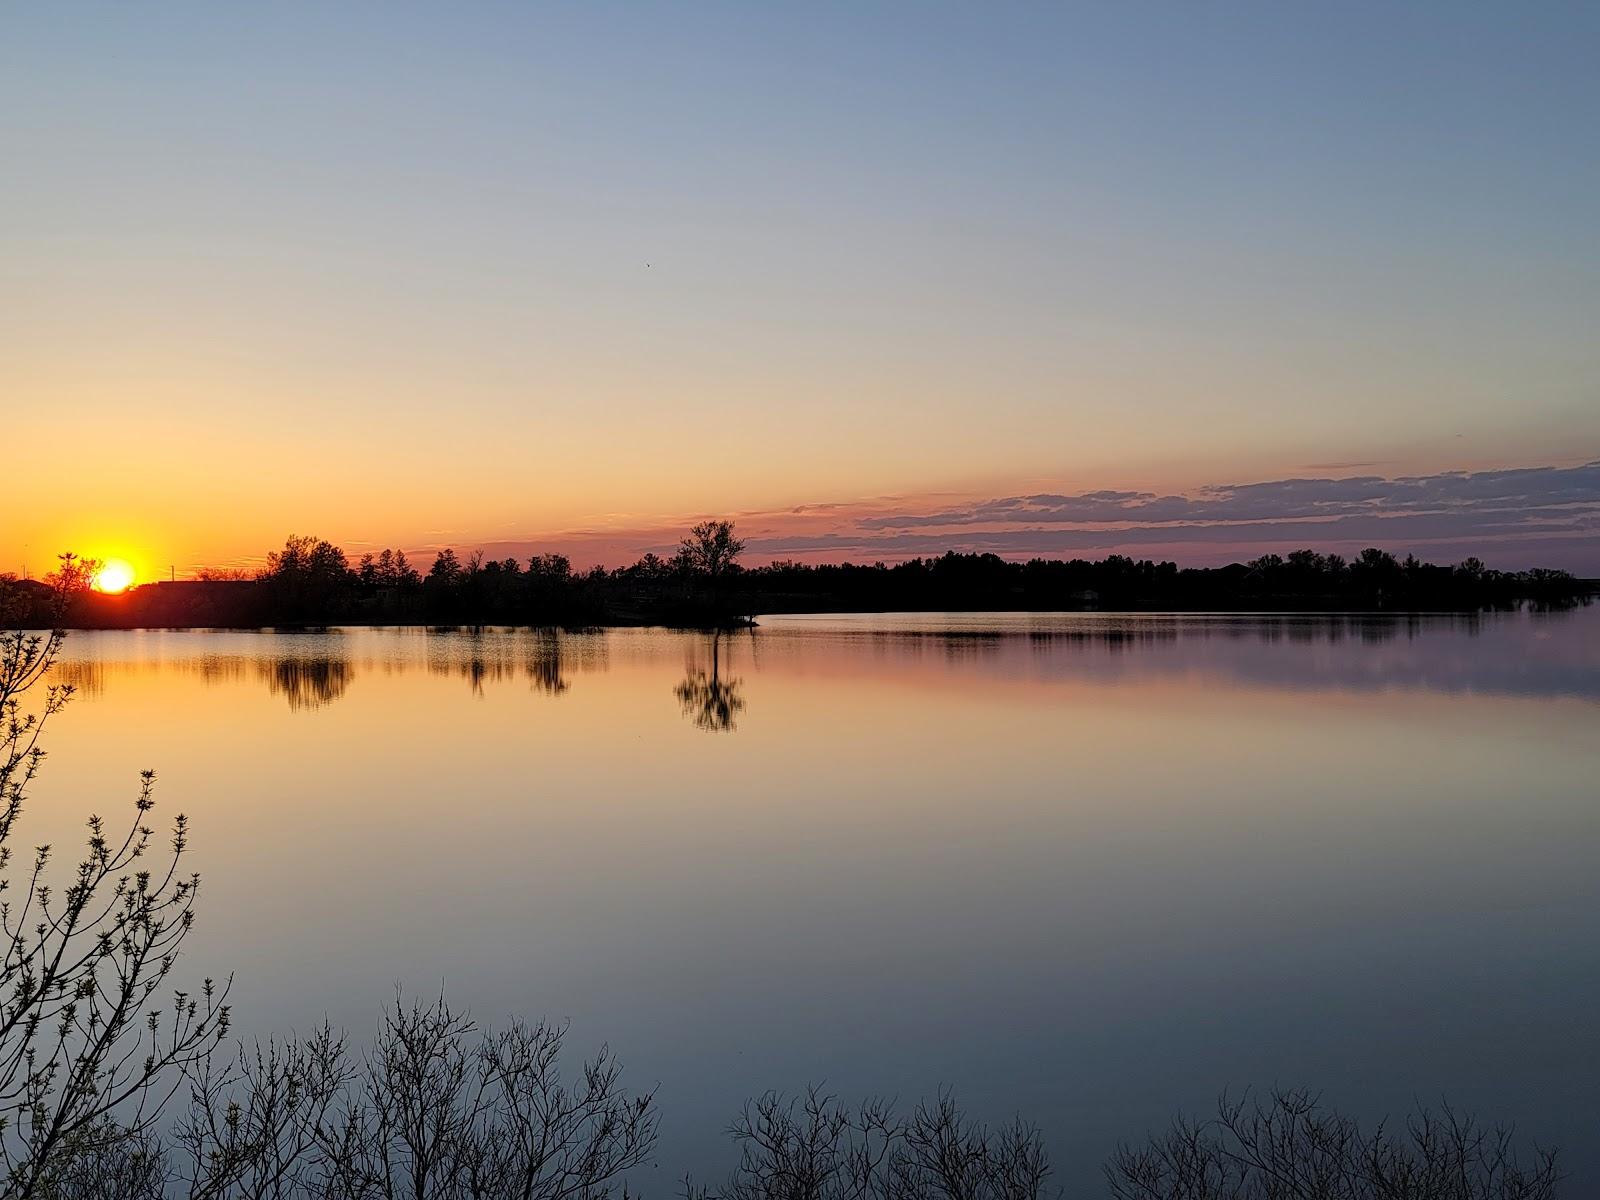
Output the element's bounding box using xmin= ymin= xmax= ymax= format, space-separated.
xmin=172 ymin=1025 xmax=354 ymax=1199
xmin=1106 ymin=1087 xmax=1561 ymax=1200
xmin=691 ymin=1087 xmax=1052 ymax=1200
xmin=26 ymin=1122 xmax=167 ymax=1200
xmin=319 ymin=994 xmax=656 ymax=1200
xmin=55 ymin=995 xmax=650 ymax=1200
xmin=0 ymin=557 xmax=229 ymax=1198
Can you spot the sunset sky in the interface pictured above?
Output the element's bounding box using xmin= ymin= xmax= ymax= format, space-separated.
xmin=5 ymin=2 xmax=1597 ymax=580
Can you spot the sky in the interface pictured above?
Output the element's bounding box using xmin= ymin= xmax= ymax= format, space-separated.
xmin=3 ymin=1 xmax=1597 ymax=578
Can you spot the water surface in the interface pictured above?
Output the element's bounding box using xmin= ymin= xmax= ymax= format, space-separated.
xmin=37 ymin=611 xmax=1600 ymax=1191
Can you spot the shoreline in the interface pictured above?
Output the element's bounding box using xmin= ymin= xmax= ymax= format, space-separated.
xmin=30 ymin=599 xmax=1592 ymax=635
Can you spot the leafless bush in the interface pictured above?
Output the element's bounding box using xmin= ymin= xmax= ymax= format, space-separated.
xmin=312 ymin=994 xmax=658 ymax=1200
xmin=1106 ymin=1087 xmax=1561 ymax=1200
xmin=171 ymin=1025 xmax=355 ymax=1198
xmin=691 ymin=1087 xmax=1052 ymax=1200
xmin=27 ymin=1121 xmax=167 ymax=1199
xmin=45 ymin=994 xmax=657 ymax=1200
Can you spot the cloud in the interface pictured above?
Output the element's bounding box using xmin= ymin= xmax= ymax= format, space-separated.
xmin=409 ymin=461 xmax=1600 ymax=574
xmin=857 ymin=462 xmax=1600 ymax=530
xmin=757 ymin=460 xmax=1600 ymax=572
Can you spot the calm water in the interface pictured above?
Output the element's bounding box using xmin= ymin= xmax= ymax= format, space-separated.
xmin=36 ymin=611 xmax=1600 ymax=1191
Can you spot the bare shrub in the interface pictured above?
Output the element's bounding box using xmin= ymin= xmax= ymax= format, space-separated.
xmin=1106 ymin=1087 xmax=1560 ymax=1200
xmin=81 ymin=995 xmax=657 ymax=1200
xmin=692 ymin=1087 xmax=1052 ymax=1200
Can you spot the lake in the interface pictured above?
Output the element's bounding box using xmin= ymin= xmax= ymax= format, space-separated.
xmin=35 ymin=610 xmax=1600 ymax=1192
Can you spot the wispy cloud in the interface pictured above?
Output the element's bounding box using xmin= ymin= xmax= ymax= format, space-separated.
xmin=854 ymin=462 xmax=1600 ymax=531
xmin=419 ymin=461 xmax=1600 ymax=574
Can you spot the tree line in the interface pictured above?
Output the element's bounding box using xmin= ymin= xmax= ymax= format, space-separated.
xmin=1 ymin=525 xmax=1591 ymax=630
xmin=0 ymin=565 xmax=1571 ymax=1197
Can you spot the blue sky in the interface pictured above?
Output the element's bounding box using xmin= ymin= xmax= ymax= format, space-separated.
xmin=3 ymin=2 xmax=1597 ymax=572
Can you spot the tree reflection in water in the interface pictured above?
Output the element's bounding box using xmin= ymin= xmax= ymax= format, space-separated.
xmin=526 ymin=630 xmax=570 ymax=696
xmin=444 ymin=629 xmax=576 ymax=697
xmin=260 ymin=656 xmax=352 ymax=711
xmin=675 ymin=634 xmax=745 ymax=732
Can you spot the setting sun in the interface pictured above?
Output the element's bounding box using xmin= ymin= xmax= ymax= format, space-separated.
xmin=92 ymin=558 xmax=136 ymax=594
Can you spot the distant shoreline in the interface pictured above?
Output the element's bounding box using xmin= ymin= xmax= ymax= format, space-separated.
xmin=6 ymin=543 xmax=1593 ymax=633
xmin=20 ymin=599 xmax=1597 ymax=636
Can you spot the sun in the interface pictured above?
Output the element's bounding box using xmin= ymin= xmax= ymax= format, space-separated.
xmin=92 ymin=559 xmax=137 ymax=594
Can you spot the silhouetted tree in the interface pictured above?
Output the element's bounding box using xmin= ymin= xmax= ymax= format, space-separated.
xmin=429 ymin=549 xmax=464 ymax=587
xmin=1106 ymin=1088 xmax=1558 ymax=1200
xmin=1350 ymin=547 xmax=1403 ymax=600
xmin=262 ymin=536 xmax=348 ymax=581
xmin=258 ymin=535 xmax=352 ymax=619
xmin=678 ymin=521 xmax=745 ymax=582
xmin=376 ymin=548 xmax=421 ymax=588
xmin=623 ymin=553 xmax=669 ymax=581
xmin=690 ymin=1087 xmax=1050 ymax=1200
xmin=527 ymin=554 xmax=572 ymax=582
xmin=1248 ymin=553 xmax=1285 ymax=574
xmin=53 ymin=996 xmax=657 ymax=1200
